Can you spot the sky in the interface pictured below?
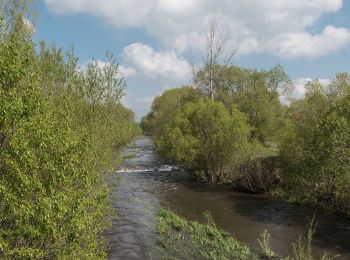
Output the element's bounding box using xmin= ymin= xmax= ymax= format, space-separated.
xmin=35 ymin=0 xmax=350 ymax=120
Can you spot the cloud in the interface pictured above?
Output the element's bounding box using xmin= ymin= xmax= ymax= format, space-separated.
xmin=292 ymin=78 xmax=311 ymax=99
xmin=269 ymin=25 xmax=350 ymax=58
xmin=80 ymin=60 xmax=136 ymax=79
xmin=121 ymin=93 xmax=155 ymax=118
xmin=119 ymin=65 xmax=137 ymax=78
xmin=122 ymin=43 xmax=191 ymax=81
xmin=44 ymin=0 xmax=349 ymax=58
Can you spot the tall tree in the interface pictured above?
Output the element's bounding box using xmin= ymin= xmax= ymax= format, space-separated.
xmin=193 ymin=18 xmax=237 ymax=100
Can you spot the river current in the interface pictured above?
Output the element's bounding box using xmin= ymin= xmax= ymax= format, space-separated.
xmin=105 ymin=136 xmax=350 ymax=260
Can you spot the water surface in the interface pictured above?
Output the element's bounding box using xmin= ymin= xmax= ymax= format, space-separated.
xmin=106 ymin=136 xmax=350 ymax=259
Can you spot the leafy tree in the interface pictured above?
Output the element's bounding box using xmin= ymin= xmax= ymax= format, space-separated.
xmin=140 ymin=86 xmax=199 ymax=136
xmin=280 ymin=77 xmax=350 ymax=214
xmin=157 ymin=100 xmax=250 ymax=182
xmin=327 ymin=72 xmax=350 ymax=104
xmin=0 ymin=1 xmax=141 ymax=258
xmin=195 ymin=64 xmax=288 ymax=144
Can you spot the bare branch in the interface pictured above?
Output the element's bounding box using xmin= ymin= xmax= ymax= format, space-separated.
xmin=195 ymin=17 xmax=237 ymax=100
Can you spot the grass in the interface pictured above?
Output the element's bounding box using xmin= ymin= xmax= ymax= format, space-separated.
xmin=258 ymin=230 xmax=276 ymax=258
xmin=155 ymin=208 xmax=255 ymax=260
xmin=155 ymin=209 xmax=336 ymax=260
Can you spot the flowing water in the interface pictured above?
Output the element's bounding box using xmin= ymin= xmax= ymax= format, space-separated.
xmin=105 ymin=136 xmax=350 ymax=259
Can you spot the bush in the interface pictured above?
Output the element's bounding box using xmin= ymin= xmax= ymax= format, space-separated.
xmin=280 ymin=79 xmax=350 ymax=215
xmin=140 ymin=86 xmax=199 ymax=136
xmin=156 ymin=100 xmax=251 ymax=182
xmin=233 ymin=155 xmax=279 ymax=193
xmin=0 ymin=2 xmax=140 ymax=258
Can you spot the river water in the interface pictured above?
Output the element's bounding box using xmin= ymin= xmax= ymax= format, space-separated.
xmin=105 ymin=136 xmax=350 ymax=260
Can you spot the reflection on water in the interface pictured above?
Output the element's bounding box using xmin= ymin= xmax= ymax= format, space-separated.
xmin=105 ymin=136 xmax=350 ymax=260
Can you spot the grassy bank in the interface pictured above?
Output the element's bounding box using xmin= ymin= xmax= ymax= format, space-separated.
xmin=155 ymin=209 xmax=334 ymax=260
xmin=156 ymin=208 xmax=254 ymax=259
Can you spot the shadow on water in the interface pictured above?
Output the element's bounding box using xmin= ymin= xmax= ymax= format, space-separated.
xmin=106 ymin=136 xmax=350 ymax=260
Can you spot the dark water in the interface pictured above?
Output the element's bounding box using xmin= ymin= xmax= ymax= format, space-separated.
xmin=105 ymin=136 xmax=350 ymax=259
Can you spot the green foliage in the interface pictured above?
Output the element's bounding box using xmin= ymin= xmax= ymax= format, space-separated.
xmin=156 ymin=209 xmax=335 ymax=260
xmin=291 ymin=217 xmax=333 ymax=260
xmin=197 ymin=65 xmax=289 ymax=144
xmin=258 ymin=230 xmax=275 ymax=258
xmin=140 ymin=86 xmax=199 ymax=136
xmin=280 ymin=77 xmax=350 ymax=215
xmin=148 ymin=65 xmax=287 ymax=192
xmin=156 ymin=100 xmax=251 ymax=182
xmin=36 ymin=43 xmax=141 ymax=168
xmin=156 ymin=208 xmax=253 ymax=260
xmin=143 ymin=38 xmax=349 ymax=215
xmin=0 ymin=1 xmax=140 ymax=258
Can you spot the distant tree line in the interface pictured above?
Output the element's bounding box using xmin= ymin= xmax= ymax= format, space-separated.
xmin=0 ymin=1 xmax=141 ymax=258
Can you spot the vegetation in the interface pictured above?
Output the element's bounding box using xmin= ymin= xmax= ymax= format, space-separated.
xmin=142 ymin=61 xmax=350 ymax=215
xmin=258 ymin=230 xmax=276 ymax=258
xmin=290 ymin=217 xmax=333 ymax=260
xmin=279 ymin=75 xmax=350 ymax=215
xmin=0 ymin=1 xmax=140 ymax=258
xmin=156 ymin=209 xmax=333 ymax=260
xmin=1 ymin=1 xmax=349 ymax=258
xmin=141 ymin=86 xmax=199 ymax=136
xmin=142 ymin=65 xmax=285 ymax=192
xmin=156 ymin=208 xmax=254 ymax=259
xmin=156 ymin=100 xmax=251 ymax=182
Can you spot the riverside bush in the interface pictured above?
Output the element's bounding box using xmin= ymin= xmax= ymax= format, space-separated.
xmin=141 ymin=31 xmax=350 ymax=215
xmin=156 ymin=100 xmax=251 ymax=182
xmin=0 ymin=2 xmax=140 ymax=258
xmin=280 ymin=78 xmax=350 ymax=215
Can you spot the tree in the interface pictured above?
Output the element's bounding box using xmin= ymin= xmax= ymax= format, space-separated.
xmin=327 ymin=72 xmax=350 ymax=104
xmin=156 ymin=100 xmax=250 ymax=182
xmin=140 ymin=86 xmax=199 ymax=136
xmin=0 ymin=1 xmax=140 ymax=257
xmin=193 ymin=18 xmax=237 ymax=100
xmin=280 ymin=77 xmax=350 ymax=214
xmin=204 ymin=65 xmax=288 ymax=144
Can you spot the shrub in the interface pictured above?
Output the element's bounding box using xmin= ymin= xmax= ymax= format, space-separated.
xmin=280 ymin=80 xmax=350 ymax=215
xmin=156 ymin=101 xmax=251 ymax=182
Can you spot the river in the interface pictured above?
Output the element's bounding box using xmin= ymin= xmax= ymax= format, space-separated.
xmin=105 ymin=136 xmax=350 ymax=259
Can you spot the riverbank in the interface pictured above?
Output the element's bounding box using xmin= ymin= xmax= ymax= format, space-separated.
xmin=156 ymin=208 xmax=254 ymax=259
xmin=151 ymin=132 xmax=350 ymax=220
xmin=141 ymin=75 xmax=350 ymax=222
xmin=156 ymin=208 xmax=334 ymax=260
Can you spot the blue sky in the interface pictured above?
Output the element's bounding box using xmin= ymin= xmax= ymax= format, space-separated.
xmin=35 ymin=0 xmax=350 ymax=120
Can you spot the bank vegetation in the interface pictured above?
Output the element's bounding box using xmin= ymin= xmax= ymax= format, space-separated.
xmin=142 ymin=54 xmax=350 ymax=217
xmin=0 ymin=1 xmax=141 ymax=258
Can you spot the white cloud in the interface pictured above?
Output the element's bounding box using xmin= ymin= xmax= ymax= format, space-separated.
xmin=121 ymin=93 xmax=155 ymax=118
xmin=44 ymin=0 xmax=350 ymax=58
xmin=123 ymin=43 xmax=191 ymax=81
xmin=269 ymin=25 xmax=350 ymax=58
xmin=80 ymin=60 xmax=136 ymax=79
xmin=292 ymin=78 xmax=311 ymax=99
xmin=119 ymin=65 xmax=137 ymax=78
